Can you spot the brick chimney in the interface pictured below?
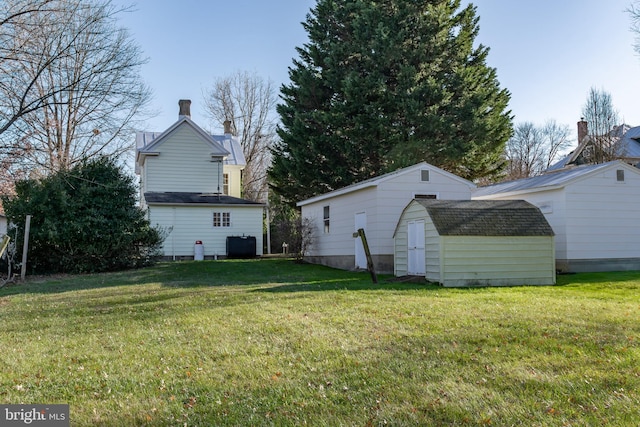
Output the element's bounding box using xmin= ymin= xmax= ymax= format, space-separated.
xmin=223 ymin=119 xmax=232 ymax=135
xmin=178 ymin=99 xmax=191 ymax=119
xmin=577 ymin=118 xmax=588 ymax=143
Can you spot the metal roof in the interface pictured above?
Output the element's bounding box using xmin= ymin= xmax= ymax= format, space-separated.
xmin=414 ymin=199 xmax=554 ymax=237
xmin=212 ymin=135 xmax=246 ymax=165
xmin=297 ymin=162 xmax=476 ymax=206
xmin=473 ymin=161 xmax=624 ymax=198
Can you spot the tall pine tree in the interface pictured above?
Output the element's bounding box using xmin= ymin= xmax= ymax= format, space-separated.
xmin=270 ymin=0 xmax=512 ymax=204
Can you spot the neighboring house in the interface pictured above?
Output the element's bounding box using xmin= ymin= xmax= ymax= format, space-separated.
xmin=135 ymin=100 xmax=264 ymax=260
xmin=473 ymin=160 xmax=640 ymax=272
xmin=547 ymin=121 xmax=640 ymax=172
xmin=296 ymin=162 xmax=476 ymax=274
xmin=393 ymin=199 xmax=555 ymax=287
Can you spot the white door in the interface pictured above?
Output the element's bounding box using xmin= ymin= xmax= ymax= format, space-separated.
xmin=407 ymin=220 xmax=425 ymax=275
xmin=355 ymin=212 xmax=367 ymax=269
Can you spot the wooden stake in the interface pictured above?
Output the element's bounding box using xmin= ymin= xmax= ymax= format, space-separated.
xmin=354 ymin=228 xmax=378 ymax=284
xmin=21 ymin=215 xmax=31 ymax=280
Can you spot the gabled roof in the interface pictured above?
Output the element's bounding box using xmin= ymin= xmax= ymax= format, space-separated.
xmin=473 ymin=160 xmax=639 ymax=199
xmin=144 ymin=192 xmax=264 ymax=206
xmin=135 ymin=117 xmax=248 ymax=172
xmin=547 ymin=124 xmax=640 ymax=172
xmin=398 ymin=199 xmax=554 ymax=237
xmin=137 ymin=116 xmax=229 ymax=156
xmin=297 ymin=162 xmax=476 ymax=206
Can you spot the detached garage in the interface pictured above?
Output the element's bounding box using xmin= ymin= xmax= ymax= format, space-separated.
xmin=394 ymin=199 xmax=556 ymax=287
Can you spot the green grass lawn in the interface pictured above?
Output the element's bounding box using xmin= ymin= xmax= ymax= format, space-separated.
xmin=0 ymin=259 xmax=638 ymax=426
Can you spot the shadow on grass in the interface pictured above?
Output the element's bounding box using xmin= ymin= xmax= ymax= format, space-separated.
xmin=1 ymin=258 xmax=437 ymax=295
xmin=2 ymin=257 xmax=639 ymax=296
xmin=256 ymin=278 xmax=441 ymax=293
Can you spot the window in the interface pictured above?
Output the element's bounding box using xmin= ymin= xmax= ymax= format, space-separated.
xmin=323 ymin=206 xmax=330 ymax=234
xmin=617 ymin=169 xmax=625 ymax=182
xmin=421 ymin=169 xmax=430 ymax=182
xmin=223 ymin=173 xmax=230 ymax=194
xmin=213 ymin=212 xmax=231 ymax=227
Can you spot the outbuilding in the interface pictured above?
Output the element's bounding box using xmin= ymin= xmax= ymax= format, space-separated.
xmin=297 ymin=162 xmax=475 ymax=273
xmin=473 ymin=160 xmax=640 ymax=272
xmin=393 ymin=199 xmax=556 ymax=287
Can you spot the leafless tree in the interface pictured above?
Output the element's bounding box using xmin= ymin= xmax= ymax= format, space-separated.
xmin=580 ymin=87 xmax=621 ymax=164
xmin=541 ymin=120 xmax=572 ymax=169
xmin=0 ymin=0 xmax=151 ymax=183
xmin=203 ymin=71 xmax=277 ymax=202
xmin=0 ymin=0 xmax=59 ymax=137
xmin=504 ymin=120 xmax=572 ymax=180
xmin=630 ymin=2 xmax=640 ymax=55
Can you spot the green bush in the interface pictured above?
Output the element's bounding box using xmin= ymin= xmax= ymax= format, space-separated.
xmin=2 ymin=157 xmax=164 ymax=274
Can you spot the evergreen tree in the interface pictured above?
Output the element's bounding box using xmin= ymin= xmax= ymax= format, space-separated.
xmin=2 ymin=157 xmax=163 ymax=274
xmin=270 ymin=0 xmax=512 ymax=204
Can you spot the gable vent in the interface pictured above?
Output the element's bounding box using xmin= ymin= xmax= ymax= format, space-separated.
xmin=421 ymin=170 xmax=430 ymax=182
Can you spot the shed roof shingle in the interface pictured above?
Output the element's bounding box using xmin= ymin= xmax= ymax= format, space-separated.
xmin=415 ymin=199 xmax=554 ymax=236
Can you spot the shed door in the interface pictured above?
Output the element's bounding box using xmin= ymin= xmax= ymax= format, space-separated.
xmin=407 ymin=220 xmax=425 ymax=275
xmin=354 ymin=212 xmax=367 ymax=269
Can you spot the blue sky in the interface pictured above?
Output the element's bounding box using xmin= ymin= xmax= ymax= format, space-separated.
xmin=118 ymin=0 xmax=639 ymax=143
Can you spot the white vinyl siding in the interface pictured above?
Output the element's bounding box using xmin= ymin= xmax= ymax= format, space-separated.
xmin=563 ymin=169 xmax=640 ymax=260
xmin=145 ymin=125 xmax=223 ymax=193
xmin=301 ymin=164 xmax=474 ymax=267
xmin=473 ymin=163 xmax=640 ymax=268
xmin=149 ymin=205 xmax=263 ymax=258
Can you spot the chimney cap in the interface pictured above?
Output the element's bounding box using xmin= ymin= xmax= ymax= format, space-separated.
xmin=178 ymin=99 xmax=191 ymax=118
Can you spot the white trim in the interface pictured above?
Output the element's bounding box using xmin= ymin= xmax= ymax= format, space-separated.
xmin=297 ymin=162 xmax=475 ymax=206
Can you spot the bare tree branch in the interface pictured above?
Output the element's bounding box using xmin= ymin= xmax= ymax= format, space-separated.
xmin=0 ymin=0 xmax=152 ymax=184
xmin=504 ymin=120 xmax=572 ymax=180
xmin=203 ymin=71 xmax=278 ymax=202
xmin=581 ymin=87 xmax=620 ymax=164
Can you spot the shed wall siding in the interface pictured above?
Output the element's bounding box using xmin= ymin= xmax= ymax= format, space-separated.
xmin=473 ymin=189 xmax=567 ymax=260
xmin=564 ymin=169 xmax=640 ymax=260
xmin=302 ymin=165 xmax=473 ymax=273
xmin=473 ymin=164 xmax=640 ymax=271
xmin=149 ymin=205 xmax=264 ymax=258
xmin=394 ymin=202 xmax=441 ymax=280
xmin=440 ymin=236 xmax=555 ymax=287
xmin=145 ymin=125 xmax=223 ymax=193
xmin=302 ymin=187 xmax=378 ymax=258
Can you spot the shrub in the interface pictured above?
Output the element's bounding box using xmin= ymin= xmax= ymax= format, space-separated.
xmin=2 ymin=157 xmax=164 ymax=274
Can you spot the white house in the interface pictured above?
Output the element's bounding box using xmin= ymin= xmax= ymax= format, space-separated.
xmin=473 ymin=160 xmax=640 ymax=272
xmin=135 ymin=100 xmax=264 ymax=260
xmin=296 ymin=162 xmax=476 ymax=273
xmin=393 ymin=199 xmax=556 ymax=287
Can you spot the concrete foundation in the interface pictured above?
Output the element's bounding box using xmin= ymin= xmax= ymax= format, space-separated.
xmin=303 ymin=254 xmax=395 ymax=274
